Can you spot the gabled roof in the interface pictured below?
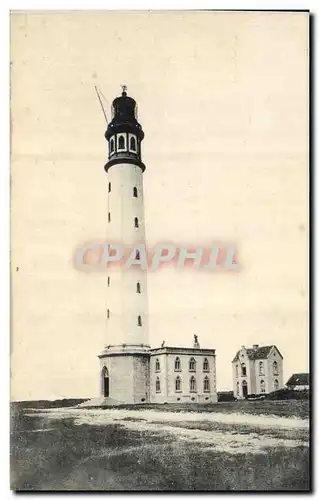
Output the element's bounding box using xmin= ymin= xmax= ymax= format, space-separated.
xmin=286 ymin=373 xmax=309 ymax=387
xmin=232 ymin=345 xmax=281 ymax=363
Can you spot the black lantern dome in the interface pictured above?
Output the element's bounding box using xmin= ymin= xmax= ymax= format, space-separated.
xmin=104 ymin=86 xmax=145 ymax=172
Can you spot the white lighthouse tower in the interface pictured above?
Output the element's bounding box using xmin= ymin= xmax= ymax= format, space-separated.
xmin=98 ymin=87 xmax=150 ymax=404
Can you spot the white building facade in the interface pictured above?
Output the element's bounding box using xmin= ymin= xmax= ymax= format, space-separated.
xmin=150 ymin=346 xmax=217 ymax=404
xmin=232 ymin=344 xmax=284 ymax=398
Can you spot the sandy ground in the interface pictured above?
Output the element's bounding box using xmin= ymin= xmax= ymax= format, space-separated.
xmin=26 ymin=407 xmax=309 ymax=456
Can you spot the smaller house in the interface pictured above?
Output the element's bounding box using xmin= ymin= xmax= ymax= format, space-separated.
xmin=232 ymin=344 xmax=284 ymax=398
xmin=286 ymin=373 xmax=309 ymax=391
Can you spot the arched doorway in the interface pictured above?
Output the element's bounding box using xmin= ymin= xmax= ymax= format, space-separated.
xmin=242 ymin=380 xmax=248 ymax=398
xmin=102 ymin=366 xmax=109 ymax=397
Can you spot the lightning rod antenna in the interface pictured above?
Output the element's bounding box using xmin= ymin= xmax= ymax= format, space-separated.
xmin=94 ymin=85 xmax=109 ymax=124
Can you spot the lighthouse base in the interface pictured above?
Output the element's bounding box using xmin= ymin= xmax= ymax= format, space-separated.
xmin=98 ymin=347 xmax=150 ymax=404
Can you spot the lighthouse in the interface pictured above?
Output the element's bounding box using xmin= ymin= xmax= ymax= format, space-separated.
xmin=95 ymin=87 xmax=218 ymax=407
xmin=98 ymin=86 xmax=150 ymax=404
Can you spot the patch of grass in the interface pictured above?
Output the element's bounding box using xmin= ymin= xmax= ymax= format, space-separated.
xmin=91 ymin=400 xmax=310 ymax=419
xmin=158 ymin=420 xmax=309 ymax=442
xmin=11 ymin=399 xmax=89 ymax=410
xmin=121 ymin=417 xmax=147 ymax=422
xmin=266 ymin=389 xmax=309 ymax=401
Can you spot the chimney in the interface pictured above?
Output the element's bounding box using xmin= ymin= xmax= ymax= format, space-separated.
xmin=253 ymin=344 xmax=259 ymax=350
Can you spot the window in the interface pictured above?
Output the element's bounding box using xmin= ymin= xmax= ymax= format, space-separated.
xmin=235 ymin=364 xmax=239 ymax=378
xmin=204 ymin=376 xmax=210 ymax=392
xmin=189 ymin=357 xmax=196 ymax=372
xmin=130 ymin=136 xmax=137 ymax=152
xmin=259 ymin=361 xmax=264 ymax=375
xmin=236 ymin=381 xmax=240 ymax=396
xmin=107 ymin=276 xmax=110 ymax=287
xmin=156 ymin=377 xmax=161 ymax=393
xmin=134 ymin=217 xmax=139 ymax=228
xmin=133 ymin=186 xmax=138 ymax=198
xmin=110 ymin=138 xmax=115 ymax=153
xmin=136 ymin=282 xmax=141 ymax=293
xmin=118 ymin=135 xmax=125 ymax=150
xmin=108 ymin=212 xmax=111 ymax=223
xmin=107 ymin=309 xmax=110 ymax=319
xmin=241 ymin=363 xmax=247 ymax=377
xmin=273 ymin=361 xmax=278 ymax=375
xmin=203 ymin=358 xmax=209 ymax=372
xmin=155 ymin=358 xmax=160 ymax=372
xmin=174 ymin=357 xmax=181 ymax=371
xmin=138 ymin=315 xmax=142 ymax=326
xmin=260 ymin=380 xmax=266 ymax=393
xmin=175 ymin=376 xmax=181 ymax=392
xmin=190 ymin=376 xmax=196 ymax=392
xmin=274 ymin=379 xmax=279 ymax=391
xmin=136 ymin=250 xmax=140 ymax=260
xmin=108 ymin=182 xmax=111 ymax=193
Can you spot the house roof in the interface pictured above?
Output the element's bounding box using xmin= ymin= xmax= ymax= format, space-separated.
xmin=232 ymin=345 xmax=281 ymax=363
xmin=286 ymin=373 xmax=309 ymax=387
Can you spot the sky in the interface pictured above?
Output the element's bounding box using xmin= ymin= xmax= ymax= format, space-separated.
xmin=10 ymin=11 xmax=309 ymax=400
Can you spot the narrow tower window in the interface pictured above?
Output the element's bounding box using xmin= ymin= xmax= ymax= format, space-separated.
xmin=108 ymin=212 xmax=111 ymax=223
xmin=130 ymin=136 xmax=137 ymax=152
xmin=274 ymin=379 xmax=279 ymax=391
xmin=204 ymin=376 xmax=210 ymax=392
xmin=109 ymin=138 xmax=115 ymax=153
xmin=273 ymin=361 xmax=278 ymax=375
xmin=156 ymin=377 xmax=161 ymax=393
xmin=175 ymin=376 xmax=181 ymax=392
xmin=134 ymin=217 xmax=139 ymax=228
xmin=108 ymin=182 xmax=111 ymax=193
xmin=259 ymin=361 xmax=264 ymax=375
xmin=107 ymin=276 xmax=110 ymax=287
xmin=155 ymin=359 xmax=160 ymax=372
xmin=107 ymin=309 xmax=110 ymax=319
xmin=236 ymin=381 xmax=240 ymax=396
xmin=136 ymin=282 xmax=141 ymax=293
xmin=133 ymin=186 xmax=138 ymax=198
xmin=241 ymin=363 xmax=247 ymax=377
xmin=137 ymin=315 xmax=142 ymax=326
xmin=260 ymin=380 xmax=266 ymax=393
